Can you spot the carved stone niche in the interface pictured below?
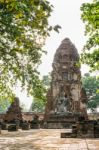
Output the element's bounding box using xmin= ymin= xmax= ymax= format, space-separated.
xmin=54 ymin=92 xmax=69 ymax=113
xmin=62 ymin=72 xmax=68 ymax=80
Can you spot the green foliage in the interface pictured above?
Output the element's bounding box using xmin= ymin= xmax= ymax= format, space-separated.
xmin=80 ymin=0 xmax=99 ymax=71
xmin=32 ymin=99 xmax=45 ymax=112
xmin=82 ymin=73 xmax=99 ymax=111
xmin=32 ymin=75 xmax=51 ymax=112
xmin=0 ymin=0 xmax=60 ymax=100
xmin=0 ymin=99 xmax=10 ymax=112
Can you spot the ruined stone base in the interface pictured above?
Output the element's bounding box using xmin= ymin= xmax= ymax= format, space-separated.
xmin=61 ymin=132 xmax=95 ymax=138
xmin=45 ymin=113 xmax=78 ymax=129
xmin=61 ymin=120 xmax=99 ymax=138
xmin=61 ymin=132 xmax=77 ymax=138
xmin=46 ymin=121 xmax=73 ymax=129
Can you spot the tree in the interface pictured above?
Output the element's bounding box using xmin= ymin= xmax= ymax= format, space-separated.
xmin=31 ymin=75 xmax=51 ymax=112
xmin=0 ymin=0 xmax=60 ymax=100
xmin=82 ymin=73 xmax=99 ymax=112
xmin=0 ymin=99 xmax=10 ymax=112
xmin=80 ymin=0 xmax=99 ymax=71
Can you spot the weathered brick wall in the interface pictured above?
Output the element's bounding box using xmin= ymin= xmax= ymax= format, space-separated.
xmin=0 ymin=112 xmax=44 ymax=122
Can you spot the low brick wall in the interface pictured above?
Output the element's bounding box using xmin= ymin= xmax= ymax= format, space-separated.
xmin=0 ymin=113 xmax=5 ymax=120
xmin=0 ymin=112 xmax=44 ymax=122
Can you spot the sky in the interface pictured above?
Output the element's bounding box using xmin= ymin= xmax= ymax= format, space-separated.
xmin=15 ymin=0 xmax=91 ymax=110
xmin=38 ymin=0 xmax=91 ymax=76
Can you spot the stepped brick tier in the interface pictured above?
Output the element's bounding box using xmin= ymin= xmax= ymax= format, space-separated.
xmin=44 ymin=38 xmax=88 ymax=128
xmin=61 ymin=120 xmax=99 ymax=138
xmin=4 ymin=97 xmax=22 ymax=122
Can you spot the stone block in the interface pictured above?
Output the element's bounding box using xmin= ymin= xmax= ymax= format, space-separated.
xmin=8 ymin=124 xmax=18 ymax=131
xmin=21 ymin=123 xmax=30 ymax=130
xmin=61 ymin=132 xmax=77 ymax=138
xmin=1 ymin=123 xmax=7 ymax=130
xmin=30 ymin=122 xmax=40 ymax=129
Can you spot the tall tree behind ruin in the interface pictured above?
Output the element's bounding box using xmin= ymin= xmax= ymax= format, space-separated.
xmin=0 ymin=0 xmax=60 ymax=101
xmin=81 ymin=0 xmax=99 ymax=71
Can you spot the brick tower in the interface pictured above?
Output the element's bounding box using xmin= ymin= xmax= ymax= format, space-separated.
xmin=44 ymin=38 xmax=87 ymax=128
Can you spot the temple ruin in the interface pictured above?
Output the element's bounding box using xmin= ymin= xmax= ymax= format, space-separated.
xmin=4 ymin=97 xmax=22 ymax=122
xmin=44 ymin=38 xmax=87 ymax=128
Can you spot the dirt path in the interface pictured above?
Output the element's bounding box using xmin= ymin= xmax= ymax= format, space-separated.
xmin=0 ymin=129 xmax=99 ymax=150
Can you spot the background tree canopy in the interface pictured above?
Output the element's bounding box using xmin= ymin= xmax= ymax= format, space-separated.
xmin=31 ymin=75 xmax=51 ymax=112
xmin=80 ymin=0 xmax=99 ymax=71
xmin=0 ymin=0 xmax=60 ymax=101
xmin=82 ymin=73 xmax=99 ymax=112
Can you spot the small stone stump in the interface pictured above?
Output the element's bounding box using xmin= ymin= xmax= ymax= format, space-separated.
xmin=1 ymin=123 xmax=7 ymax=130
xmin=8 ymin=124 xmax=18 ymax=132
xmin=21 ymin=122 xmax=30 ymax=130
xmin=30 ymin=115 xmax=40 ymax=129
xmin=30 ymin=121 xmax=40 ymax=129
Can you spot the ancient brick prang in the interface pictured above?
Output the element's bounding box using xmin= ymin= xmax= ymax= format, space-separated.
xmin=45 ymin=38 xmax=87 ymax=121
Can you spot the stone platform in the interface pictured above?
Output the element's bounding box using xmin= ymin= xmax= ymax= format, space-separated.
xmin=46 ymin=114 xmax=76 ymax=129
xmin=45 ymin=113 xmax=79 ymax=129
xmin=0 ymin=129 xmax=99 ymax=150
